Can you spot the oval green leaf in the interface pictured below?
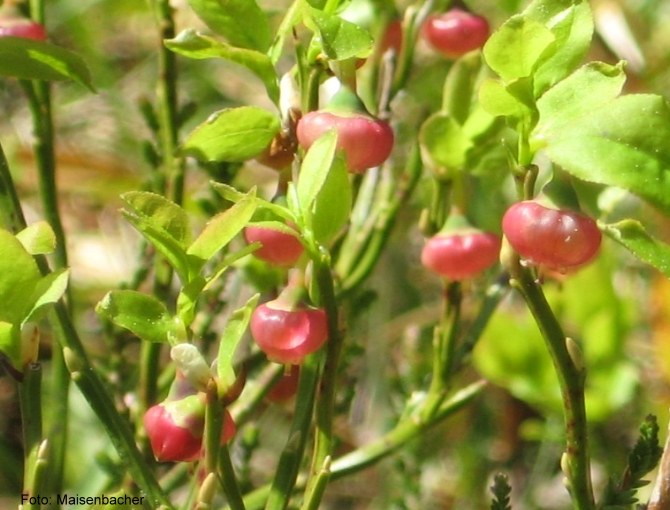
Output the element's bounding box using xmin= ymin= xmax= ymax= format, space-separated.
xmin=187 ymin=0 xmax=272 ymax=52
xmin=0 ymin=37 xmax=93 ymax=90
xmin=181 ymin=106 xmax=281 ymax=163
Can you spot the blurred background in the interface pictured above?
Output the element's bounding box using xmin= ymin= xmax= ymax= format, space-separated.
xmin=2 ymin=0 xmax=670 ymax=508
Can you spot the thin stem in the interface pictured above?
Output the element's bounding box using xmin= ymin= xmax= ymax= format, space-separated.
xmin=22 ymin=1 xmax=71 ymax=489
xmin=218 ymin=445 xmax=247 ymax=510
xmin=509 ymin=266 xmax=595 ymax=510
xmin=390 ymin=0 xmax=435 ymax=99
xmin=338 ymin=142 xmax=422 ymax=295
xmin=422 ymin=281 xmax=461 ymax=420
xmin=453 ymin=274 xmax=510 ymax=370
xmin=0 ymin=141 xmax=27 ymax=232
xmin=232 ymin=380 xmax=486 ymax=510
xmin=59 ymin=317 xmax=172 ymax=508
xmin=149 ymin=0 xmax=183 ymax=203
xmin=300 ymin=457 xmax=331 ymax=510
xmin=0 ymin=125 xmax=169 ymax=508
xmin=330 ymin=380 xmax=485 ymax=477
xmin=301 ymin=256 xmax=342 ymax=507
xmin=19 ymin=363 xmax=43 ymax=505
xmin=264 ymin=355 xmax=322 ymax=510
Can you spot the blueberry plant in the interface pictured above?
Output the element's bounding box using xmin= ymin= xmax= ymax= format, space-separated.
xmin=2 ymin=0 xmax=670 ymax=509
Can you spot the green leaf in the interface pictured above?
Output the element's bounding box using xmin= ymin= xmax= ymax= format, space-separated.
xmin=541 ymin=94 xmax=670 ymax=214
xmin=442 ymin=52 xmax=483 ymax=125
xmin=165 ymin=29 xmax=279 ymax=104
xmin=176 ymin=276 xmax=207 ymax=328
xmin=0 ymin=322 xmax=20 ymax=371
xmin=479 ymin=79 xmax=530 ymax=119
xmin=187 ymin=0 xmax=272 ymax=52
xmin=187 ymin=197 xmax=257 ymax=272
xmin=96 ymin=290 xmax=178 ymax=344
xmin=0 ymin=37 xmax=94 ymax=90
xmin=211 ymin=182 xmax=296 ymax=222
xmin=483 ymin=15 xmax=556 ymax=82
xmin=527 ymin=0 xmax=594 ymax=95
xmin=311 ymin=152 xmax=351 ymax=244
xmin=601 ymin=219 xmax=670 ymax=277
xmin=23 ymin=269 xmax=69 ymax=324
xmin=181 ymin=107 xmax=281 ymax=163
xmin=217 ymin=294 xmax=259 ymax=395
xmin=296 ymin=129 xmax=353 ymax=241
xmin=15 ymin=221 xmax=56 ymax=255
xmin=122 ymin=191 xmax=191 ymax=246
xmin=122 ymin=211 xmax=191 ymax=283
xmin=305 ymin=7 xmax=373 ymax=60
xmin=535 ymin=62 xmax=626 ymax=140
xmin=0 ymin=229 xmax=41 ymax=324
xmin=297 ymin=130 xmax=339 ymax=214
xmin=419 ymin=113 xmax=472 ymax=171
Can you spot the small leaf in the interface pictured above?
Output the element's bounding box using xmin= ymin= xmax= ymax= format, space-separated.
xmin=0 ymin=37 xmax=94 ymax=90
xmin=311 ymin=153 xmax=351 ymax=244
xmin=165 ymin=29 xmax=279 ymax=104
xmin=479 ymin=79 xmax=530 ymax=119
xmin=297 ymin=130 xmax=338 ymax=214
xmin=419 ymin=113 xmax=472 ymax=171
xmin=305 ymin=7 xmax=374 ymax=60
xmin=187 ymin=0 xmax=272 ymax=52
xmin=442 ymin=52 xmax=483 ymax=125
xmin=527 ymin=0 xmax=594 ymax=95
xmin=23 ymin=269 xmax=69 ymax=324
xmin=122 ymin=191 xmax=191 ymax=246
xmin=535 ymin=61 xmax=626 ymax=140
xmin=601 ymin=219 xmax=670 ymax=278
xmin=181 ymin=107 xmax=281 ymax=163
xmin=176 ymin=276 xmax=207 ymax=328
xmin=211 ymin=182 xmax=296 ymax=222
xmin=0 ymin=229 xmax=41 ymax=324
xmin=542 ymin=94 xmax=670 ymax=214
xmin=96 ymin=290 xmax=178 ymax=344
xmin=187 ymin=197 xmax=257 ymax=272
xmin=122 ymin=211 xmax=191 ymax=283
xmin=15 ymin=221 xmax=56 ymax=255
xmin=483 ymin=15 xmax=556 ymax=82
xmin=217 ymin=294 xmax=259 ymax=395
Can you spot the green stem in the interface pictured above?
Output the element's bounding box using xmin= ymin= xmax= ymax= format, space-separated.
xmin=218 ymin=445 xmax=247 ymax=510
xmin=422 ymin=281 xmax=461 ymax=420
xmin=19 ymin=362 xmax=43 ymax=505
xmin=204 ymin=382 xmax=223 ymax=475
xmin=0 ymin=133 xmax=169 ymax=507
xmin=301 ymin=257 xmax=342 ymax=507
xmin=59 ymin=316 xmax=172 ymax=508
xmin=509 ymin=266 xmax=595 ymax=510
xmin=331 ymin=380 xmax=485 ymax=477
xmin=229 ymin=363 xmax=285 ymax=426
xmin=338 ymin=143 xmax=422 ymax=295
xmin=0 ymin=141 xmax=27 ymax=232
xmin=22 ymin=4 xmax=70 ymax=489
xmin=390 ymin=0 xmax=435 ymax=99
xmin=300 ymin=457 xmax=331 ymax=510
xmin=232 ymin=380 xmax=486 ymax=510
xmin=149 ymin=0 xmax=183 ymax=203
xmin=453 ymin=274 xmax=510 ymax=370
xmin=264 ymin=355 xmax=322 ymax=510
